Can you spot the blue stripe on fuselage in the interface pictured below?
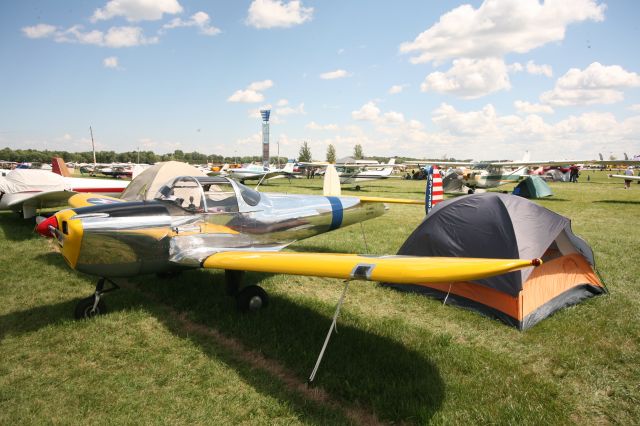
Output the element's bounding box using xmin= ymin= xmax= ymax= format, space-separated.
xmin=326 ymin=196 xmax=343 ymax=230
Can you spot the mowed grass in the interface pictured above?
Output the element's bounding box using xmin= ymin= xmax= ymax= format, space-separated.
xmin=1 ymin=171 xmax=639 ymax=424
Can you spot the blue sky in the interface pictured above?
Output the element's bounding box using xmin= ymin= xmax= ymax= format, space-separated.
xmin=1 ymin=0 xmax=639 ymax=161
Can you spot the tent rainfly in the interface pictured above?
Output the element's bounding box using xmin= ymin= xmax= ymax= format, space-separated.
xmin=512 ymin=175 xmax=553 ymax=198
xmin=385 ymin=193 xmax=605 ymax=330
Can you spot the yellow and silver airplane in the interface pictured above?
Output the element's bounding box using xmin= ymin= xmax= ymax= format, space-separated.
xmin=37 ymin=175 xmax=540 ymax=319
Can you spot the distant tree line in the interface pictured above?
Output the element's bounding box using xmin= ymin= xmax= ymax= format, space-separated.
xmin=0 ymin=147 xmax=288 ymax=165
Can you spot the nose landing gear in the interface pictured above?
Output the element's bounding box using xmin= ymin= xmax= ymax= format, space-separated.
xmin=74 ymin=278 xmax=120 ymax=319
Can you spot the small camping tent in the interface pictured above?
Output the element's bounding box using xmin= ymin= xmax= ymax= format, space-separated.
xmin=512 ymin=175 xmax=553 ymax=198
xmin=120 ymin=161 xmax=206 ymax=201
xmin=386 ymin=193 xmax=605 ymax=330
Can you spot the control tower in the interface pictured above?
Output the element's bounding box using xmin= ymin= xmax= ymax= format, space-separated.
xmin=260 ymin=109 xmax=270 ymax=167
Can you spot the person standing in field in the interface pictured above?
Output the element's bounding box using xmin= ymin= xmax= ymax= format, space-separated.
xmin=624 ymin=167 xmax=634 ymax=189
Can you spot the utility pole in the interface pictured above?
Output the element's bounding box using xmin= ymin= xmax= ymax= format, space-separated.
xmin=89 ymin=126 xmax=97 ymax=170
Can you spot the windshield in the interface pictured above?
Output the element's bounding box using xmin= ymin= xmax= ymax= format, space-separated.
xmin=236 ymin=181 xmax=261 ymax=206
xmin=155 ymin=176 xmax=205 ymax=212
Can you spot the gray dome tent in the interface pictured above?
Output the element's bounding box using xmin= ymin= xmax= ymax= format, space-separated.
xmin=386 ymin=193 xmax=605 ymax=330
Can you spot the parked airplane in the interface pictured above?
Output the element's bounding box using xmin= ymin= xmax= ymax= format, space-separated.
xmin=337 ymin=158 xmax=399 ymax=190
xmin=304 ymin=158 xmax=401 ymax=190
xmin=36 ymin=175 xmax=539 ymax=321
xmin=224 ymin=162 xmax=297 ymax=183
xmin=406 ymin=153 xmax=640 ymax=193
xmin=0 ymin=158 xmax=129 ymax=218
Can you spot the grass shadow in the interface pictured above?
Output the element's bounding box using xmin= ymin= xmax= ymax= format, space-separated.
xmin=2 ymin=268 xmax=446 ymax=423
xmin=134 ymin=269 xmax=446 ymax=423
xmin=593 ymin=200 xmax=640 ymax=205
xmin=0 ymin=213 xmax=38 ymax=241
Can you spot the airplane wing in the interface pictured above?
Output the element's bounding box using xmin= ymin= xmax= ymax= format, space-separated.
xmin=404 ymin=161 xmax=474 ymax=167
xmin=10 ymin=190 xmax=75 ymax=209
xmin=203 ymin=251 xmax=540 ymax=284
xmin=609 ymin=174 xmax=640 ymax=181
xmin=357 ymin=196 xmax=424 ymax=205
xmin=68 ymin=193 xmax=124 ymax=208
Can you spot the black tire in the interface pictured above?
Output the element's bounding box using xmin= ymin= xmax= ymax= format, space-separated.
xmin=236 ymin=285 xmax=269 ymax=312
xmin=467 ymin=188 xmax=475 ymax=194
xmin=355 ymin=185 xmax=361 ymax=191
xmin=74 ymin=296 xmax=107 ymax=319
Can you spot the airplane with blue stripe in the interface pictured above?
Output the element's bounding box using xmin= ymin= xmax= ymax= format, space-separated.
xmin=36 ymin=175 xmax=539 ymax=322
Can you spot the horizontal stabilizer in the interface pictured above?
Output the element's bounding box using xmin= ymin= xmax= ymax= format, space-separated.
xmin=203 ymin=251 xmax=540 ymax=284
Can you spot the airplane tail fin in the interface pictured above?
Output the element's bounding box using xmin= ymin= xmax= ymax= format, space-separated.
xmin=382 ymin=157 xmax=396 ymax=175
xmin=624 ymin=152 xmax=629 ymax=160
xmin=221 ymin=163 xmax=229 ymax=172
xmin=51 ymin=157 xmax=71 ymax=177
xmin=425 ymin=166 xmax=444 ymax=214
xmin=323 ymin=164 xmax=341 ymax=196
xmin=283 ymin=162 xmax=294 ymax=173
xmin=520 ymin=151 xmax=531 ymax=162
xmin=599 ymin=153 xmax=604 ymax=161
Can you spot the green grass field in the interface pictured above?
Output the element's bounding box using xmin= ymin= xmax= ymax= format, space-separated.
xmin=1 ymin=171 xmax=639 ymax=424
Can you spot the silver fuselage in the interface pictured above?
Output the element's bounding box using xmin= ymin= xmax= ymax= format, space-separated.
xmin=59 ymin=179 xmax=384 ymax=278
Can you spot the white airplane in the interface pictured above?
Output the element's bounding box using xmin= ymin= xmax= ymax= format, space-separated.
xmin=336 ymin=158 xmax=398 ymax=190
xmin=0 ymin=158 xmax=129 ymax=218
xmin=225 ymin=162 xmax=297 ymax=183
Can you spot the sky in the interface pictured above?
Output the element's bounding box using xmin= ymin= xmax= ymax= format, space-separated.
xmin=1 ymin=0 xmax=639 ymax=162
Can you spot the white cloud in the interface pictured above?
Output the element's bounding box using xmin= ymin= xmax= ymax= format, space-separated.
xmin=104 ymin=26 xmax=157 ymax=47
xmin=26 ymin=24 xmax=158 ymax=47
xmin=276 ymin=99 xmax=289 ymax=107
xmin=383 ymin=111 xmax=405 ymax=123
xmin=420 ymin=57 xmax=511 ymax=99
xmin=541 ymin=62 xmax=640 ymax=106
xmin=306 ymin=121 xmax=339 ymax=131
xmin=103 ymin=56 xmax=120 ymax=69
xmin=228 ymin=80 xmax=274 ymax=103
xmin=629 ymin=104 xmax=640 ymax=112
xmin=276 ymin=102 xmax=305 ymax=115
xmin=22 ymin=24 xmax=57 ymax=39
xmin=246 ymin=0 xmax=313 ymax=29
xmin=163 ymin=11 xmax=221 ymax=36
xmin=514 ymin=100 xmax=554 ymax=114
xmin=352 ymin=102 xmax=381 ymax=121
xmin=388 ymin=84 xmax=408 ymax=94
xmin=248 ymin=80 xmax=274 ymax=91
xmin=526 ymin=60 xmax=553 ymax=77
xmin=399 ymin=0 xmax=605 ymax=64
xmin=92 ymin=0 xmax=183 ymax=22
xmin=320 ymin=69 xmax=351 ymax=80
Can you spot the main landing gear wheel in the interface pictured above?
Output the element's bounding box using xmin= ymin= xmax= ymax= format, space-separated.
xmin=467 ymin=188 xmax=475 ymax=194
xmin=355 ymin=185 xmax=361 ymax=191
xmin=236 ymin=285 xmax=269 ymax=312
xmin=74 ymin=295 xmax=107 ymax=319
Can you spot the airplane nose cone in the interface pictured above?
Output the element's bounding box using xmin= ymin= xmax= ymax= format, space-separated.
xmin=35 ymin=215 xmax=58 ymax=237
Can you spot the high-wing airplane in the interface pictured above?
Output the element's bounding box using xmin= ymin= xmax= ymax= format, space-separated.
xmin=406 ymin=159 xmax=530 ymax=194
xmin=304 ymin=158 xmax=401 ymax=191
xmin=224 ymin=162 xmax=297 ymax=183
xmin=36 ymin=175 xmax=540 ymax=321
xmin=336 ymin=158 xmax=399 ymax=190
xmin=0 ymin=158 xmax=129 ymax=218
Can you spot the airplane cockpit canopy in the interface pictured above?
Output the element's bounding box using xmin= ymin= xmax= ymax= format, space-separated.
xmin=155 ymin=176 xmax=261 ymax=213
